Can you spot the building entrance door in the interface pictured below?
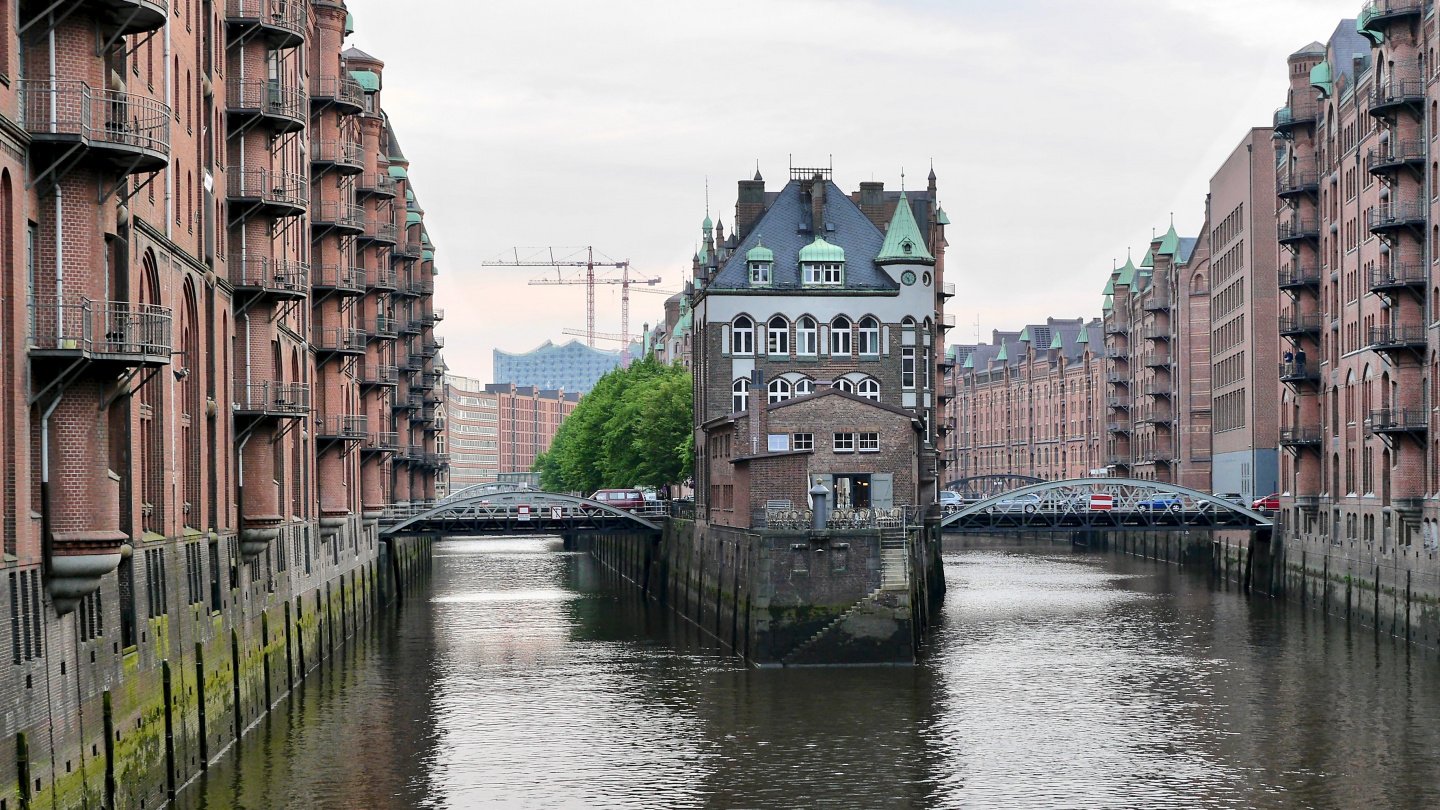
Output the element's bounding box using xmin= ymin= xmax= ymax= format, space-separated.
xmin=833 ymin=474 xmax=872 ymax=509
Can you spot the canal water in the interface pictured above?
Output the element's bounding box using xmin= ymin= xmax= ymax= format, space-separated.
xmin=177 ymin=537 xmax=1440 ymax=809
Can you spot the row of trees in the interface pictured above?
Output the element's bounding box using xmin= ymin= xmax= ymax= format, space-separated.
xmin=534 ymin=356 xmax=694 ymax=494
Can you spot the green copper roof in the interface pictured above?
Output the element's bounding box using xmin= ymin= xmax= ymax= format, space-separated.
xmin=350 ymin=70 xmax=380 ymax=92
xmin=1103 ymin=277 xmax=1115 ymax=296
xmin=1076 ymin=324 xmax=1090 ymax=344
xmin=674 ymin=302 xmax=692 ymax=333
xmin=1117 ymin=255 xmax=1138 ymax=287
xmin=1310 ymin=61 xmax=1333 ymax=98
xmin=936 ymin=207 xmax=950 ymax=226
xmin=963 ymin=354 xmax=974 ymax=369
xmin=875 ymin=192 xmax=935 ymax=264
xmin=1157 ymin=222 xmax=1180 ymax=256
xmin=1102 ymin=294 xmax=1113 ymax=312
xmin=995 ymin=343 xmax=1009 ymax=362
xmin=406 ymin=189 xmax=415 ymax=202
xmin=702 ymin=214 xmax=713 ymax=230
xmin=422 ymin=249 xmax=434 ymax=261
xmin=1141 ymin=248 xmax=1154 ymax=268
xmin=388 ymin=165 xmax=407 ymax=179
xmin=1018 ymin=326 xmax=1031 ymax=342
xmin=746 ymin=239 xmax=774 ymax=263
xmin=406 ymin=211 xmax=422 ymax=226
xmin=1049 ymin=330 xmax=1064 ymax=350
xmin=798 ymin=235 xmax=845 ymax=264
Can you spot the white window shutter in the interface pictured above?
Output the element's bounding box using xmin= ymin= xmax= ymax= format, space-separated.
xmin=882 ymin=326 xmax=890 ymax=356
xmin=722 ymin=325 xmax=731 ymax=357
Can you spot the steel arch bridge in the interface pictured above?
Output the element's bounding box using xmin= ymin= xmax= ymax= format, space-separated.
xmin=442 ymin=481 xmax=536 ymax=503
xmin=941 ymin=478 xmax=1273 ymax=533
xmin=381 ymin=490 xmax=662 ymax=537
xmin=944 ymin=475 xmax=1044 ymax=501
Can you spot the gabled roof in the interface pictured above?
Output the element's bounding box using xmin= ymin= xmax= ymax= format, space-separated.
xmin=1116 ymin=255 xmax=1138 ymax=287
xmin=1157 ymin=223 xmax=1181 ymax=256
xmin=1177 ymin=237 xmax=1198 ymax=264
xmin=875 ymin=192 xmax=934 ymax=264
xmin=708 ymin=179 xmax=898 ymax=292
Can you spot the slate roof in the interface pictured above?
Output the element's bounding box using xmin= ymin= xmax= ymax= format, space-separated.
xmin=1329 ymin=20 xmax=1368 ymax=83
xmin=1177 ymin=237 xmax=1198 ymax=264
xmin=343 ymin=46 xmax=379 ymax=62
xmin=709 ymin=179 xmax=899 ymax=292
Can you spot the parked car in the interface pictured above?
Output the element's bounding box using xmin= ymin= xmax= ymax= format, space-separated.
xmin=990 ymin=493 xmax=1042 ymax=514
xmin=1217 ymin=493 xmax=1247 ymax=507
xmin=590 ymin=489 xmax=645 ymax=511
xmin=1136 ymin=496 xmax=1184 ymax=512
xmin=1252 ymin=493 xmax=1280 ymax=512
xmin=939 ymin=491 xmax=963 ymax=513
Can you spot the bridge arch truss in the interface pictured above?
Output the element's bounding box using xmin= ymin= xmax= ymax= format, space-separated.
xmin=382 ymin=491 xmax=662 ymax=537
xmin=940 ymin=478 xmax=1273 ymax=533
xmin=944 ymin=474 xmax=1044 ymax=501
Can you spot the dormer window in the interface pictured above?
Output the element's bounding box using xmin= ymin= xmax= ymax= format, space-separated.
xmin=750 ymin=261 xmax=771 ymax=285
xmin=745 ymin=239 xmax=775 ymax=287
xmin=804 ymin=262 xmax=844 ymax=286
xmin=798 ymin=236 xmax=845 ymax=287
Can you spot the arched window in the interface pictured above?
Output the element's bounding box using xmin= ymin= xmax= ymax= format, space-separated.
xmin=835 ymin=378 xmax=856 ymax=394
xmin=768 ymin=378 xmax=792 ymax=404
xmin=732 ymin=379 xmax=749 ymax=412
xmin=796 ymin=316 xmax=817 ymax=355
xmin=795 ymin=378 xmax=814 ymax=396
xmin=767 ymin=316 xmax=789 ymax=355
xmin=857 ymin=378 xmax=880 ymax=401
xmin=732 ymin=316 xmax=753 ymax=355
xmin=858 ymin=317 xmax=880 ymax=355
xmin=831 ymin=316 xmax=851 ymax=355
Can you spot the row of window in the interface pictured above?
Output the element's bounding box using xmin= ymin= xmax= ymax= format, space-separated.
xmin=732 ymin=377 xmax=881 ymax=411
xmin=749 ymin=262 xmax=845 ymax=286
xmin=732 ymin=315 xmax=882 ymax=356
xmin=765 ymin=432 xmax=879 ymax=453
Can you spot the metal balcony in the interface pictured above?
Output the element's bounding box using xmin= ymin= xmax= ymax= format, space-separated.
xmin=229 ymin=258 xmax=308 ymax=300
xmin=317 ymin=414 xmax=368 ymax=442
xmin=398 ymin=353 xmax=424 ymax=372
xmin=367 ymin=268 xmax=398 ymax=292
xmin=233 ymin=381 xmax=309 ymax=418
xmin=1106 ymin=396 xmax=1131 ymax=409
xmin=311 ymin=264 xmax=366 ymax=296
xmin=1105 ymin=454 xmax=1131 ymax=467
xmin=310 ymin=74 xmax=366 ymax=115
xmin=1278 ymin=217 xmax=1320 ymax=245
xmin=393 ymin=393 xmax=423 ymax=412
xmin=1142 ymin=325 xmax=1170 ymax=341
xmin=1278 ymin=313 xmax=1321 ymax=337
xmin=416 ymin=370 xmax=443 ymax=389
xmin=418 ymin=339 xmax=441 ymax=358
xmin=395 ymin=278 xmax=434 ymax=298
xmin=940 ymin=282 xmax=956 ymax=299
xmin=1367 ymin=324 xmax=1427 ymax=353
xmin=428 ymin=309 xmax=445 ymax=323
xmin=1368 ymin=200 xmax=1427 ymax=236
xmin=1371 ymin=78 xmax=1426 ymax=118
xmin=368 ymin=315 xmax=400 ymax=340
xmin=1142 ymin=293 xmax=1171 ymax=312
xmin=1369 ymin=263 xmax=1427 ymax=294
xmin=311 ymin=139 xmax=364 ymax=174
xmin=1105 ymin=372 xmax=1129 ymax=385
xmin=311 ymin=201 xmax=366 ymax=234
xmin=20 ymin=80 xmax=171 ymax=174
xmin=1106 ymin=420 xmax=1131 ymax=434
xmin=394 ymin=239 xmax=423 ymax=260
xmin=312 ymin=327 xmax=367 ymax=357
xmin=360 ymin=218 xmax=398 ymax=245
xmin=1137 ymin=412 xmax=1174 ymax=426
xmin=1366 ymin=140 xmax=1426 ymax=176
xmin=1276 ymin=160 xmax=1320 ymax=198
xmin=1273 ymin=102 xmax=1318 ymax=136
xmin=1279 ymin=361 xmax=1320 ymax=384
xmin=225 ymin=0 xmax=307 ymax=47
xmin=227 ymin=168 xmax=307 ymax=218
xmin=1143 ymin=352 xmax=1171 ymax=369
xmin=29 ymin=296 xmax=172 ymax=367
xmin=1104 ymin=316 xmax=1129 ymax=335
xmin=1145 ymin=382 xmax=1173 ymax=398
xmin=415 ymin=406 xmax=439 ymax=425
xmin=398 ymin=317 xmax=423 ymax=336
xmin=225 ymin=79 xmax=305 ymax=133
xmin=357 ymin=173 xmax=398 ymax=198
xmin=1279 ymin=426 xmax=1323 ymax=448
xmin=363 ymin=432 xmax=401 ymax=454
xmin=1279 ymin=264 xmax=1320 ymax=290
xmin=1109 ymin=346 xmax=1129 ymax=360
xmin=1370 ymin=408 xmax=1428 ymax=436
xmin=86 ymin=0 xmax=168 ymax=35
xmin=1359 ymin=1 xmax=1424 ymax=43
xmin=358 ymin=362 xmax=399 ymax=388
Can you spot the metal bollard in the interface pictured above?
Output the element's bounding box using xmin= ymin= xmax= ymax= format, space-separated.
xmin=811 ymin=482 xmax=830 ymax=531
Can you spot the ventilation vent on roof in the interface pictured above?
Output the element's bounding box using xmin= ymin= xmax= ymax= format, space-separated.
xmin=825 ymin=223 xmax=835 ymax=232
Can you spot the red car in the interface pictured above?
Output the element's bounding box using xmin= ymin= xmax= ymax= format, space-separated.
xmin=591 ymin=489 xmax=645 ymax=511
xmin=1252 ymin=493 xmax=1280 ymax=512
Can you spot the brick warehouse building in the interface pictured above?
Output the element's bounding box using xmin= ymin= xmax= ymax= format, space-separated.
xmin=691 ymin=166 xmax=951 ymax=525
xmin=0 ymin=3 xmax=445 ymax=807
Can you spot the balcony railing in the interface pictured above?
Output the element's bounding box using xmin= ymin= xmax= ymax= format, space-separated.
xmin=20 ymin=80 xmax=171 ymax=171
xmin=394 ymin=239 xmax=422 ymax=259
xmin=1370 ymin=408 xmax=1428 ymax=434
xmin=228 ymin=258 xmax=308 ymax=298
xmin=1279 ymin=361 xmax=1320 ymax=383
xmin=367 ymin=267 xmax=398 ymax=291
xmin=393 ymin=393 xmax=423 ymax=411
xmin=29 ymin=296 xmax=172 ymax=364
xmin=1368 ymin=200 xmax=1427 ymax=234
xmin=1370 ymin=78 xmax=1426 ymax=114
xmin=398 ymin=353 xmax=423 ymax=372
xmin=1142 ymin=292 xmax=1172 ymax=312
xmin=1278 ymin=313 xmax=1321 ymax=336
xmin=317 ymin=414 xmax=368 ymax=441
xmin=1368 ymin=263 xmax=1426 ymax=293
xmin=225 ymin=0 xmax=307 ymax=45
xmin=310 ymin=138 xmax=363 ymax=171
xmin=233 ymin=381 xmax=309 ymax=416
xmin=1366 ymin=140 xmax=1426 ymax=174
xmin=1143 ymin=352 xmax=1171 ymax=368
xmin=1367 ymin=324 xmax=1427 ymax=351
xmin=427 ymin=309 xmax=446 ymax=323
xmin=362 ymin=218 xmax=398 ymax=244
xmin=1273 ymin=101 xmax=1318 ymax=133
xmin=1276 ymin=159 xmax=1320 ymax=196
xmin=1105 ymin=372 xmax=1129 ymax=385
xmin=357 ymin=173 xmax=398 ymax=198
xmin=225 ymin=79 xmax=305 ymax=130
xmin=1279 ymin=264 xmax=1320 ymax=289
xmin=368 ymin=315 xmax=399 ymax=339
xmin=1106 ymin=420 xmax=1131 ymax=434
xmin=1142 ymin=325 xmax=1170 ymax=341
xmin=311 ymin=264 xmax=365 ymax=294
xmin=311 ymin=327 xmax=367 ymax=355
xmin=1278 ymin=217 xmax=1320 ymax=243
xmin=1109 ymin=346 xmax=1129 ymax=360
xmin=397 ymin=277 xmax=434 ymax=297
xmin=399 ymin=317 xmax=423 ymax=335
xmin=1145 ymin=382 xmax=1173 ymax=397
xmin=311 ymin=201 xmax=365 ymax=232
xmin=1106 ymin=396 xmax=1131 ymax=409
xmin=358 ymin=362 xmax=399 ymax=387
xmin=1279 ymin=426 xmax=1323 ymax=446
xmin=227 ymin=167 xmax=307 ymax=213
xmin=1104 ymin=316 xmax=1129 ymax=335
xmin=309 ymin=74 xmax=366 ymax=112
xmin=92 ymin=0 xmax=168 ymax=35
xmin=365 ymin=432 xmax=401 ymax=452
xmin=940 ymin=282 xmax=956 ymax=299
xmin=1105 ymin=454 xmax=1131 ymax=467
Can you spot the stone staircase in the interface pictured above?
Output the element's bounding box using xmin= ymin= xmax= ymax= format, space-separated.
xmin=781 ymin=530 xmax=914 ymax=666
xmin=880 ymin=527 xmax=909 ymax=591
xmin=781 ymin=587 xmax=887 ymax=665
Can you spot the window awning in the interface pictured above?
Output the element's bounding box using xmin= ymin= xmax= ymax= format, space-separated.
xmin=350 ymin=70 xmax=380 ymax=92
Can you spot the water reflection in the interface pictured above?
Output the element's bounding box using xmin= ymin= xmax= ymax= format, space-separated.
xmin=181 ymin=537 xmax=1440 ymax=809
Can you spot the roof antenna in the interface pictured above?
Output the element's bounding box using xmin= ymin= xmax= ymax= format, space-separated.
xmin=705 ymin=176 xmax=710 ymax=219
xmin=900 ymin=168 xmax=905 ymax=192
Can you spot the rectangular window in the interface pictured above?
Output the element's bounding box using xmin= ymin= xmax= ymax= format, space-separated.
xmin=750 ymin=263 xmax=770 ymax=284
xmin=823 ymin=263 xmax=842 ymax=284
xmin=858 ymin=432 xmax=879 ymax=452
xmin=793 ymin=433 xmax=814 ymax=451
xmin=768 ymin=434 xmax=789 ymax=452
xmin=833 ymin=432 xmax=856 ymax=453
xmin=805 ymin=263 xmax=823 ymax=285
xmin=902 ymin=348 xmax=916 ymax=389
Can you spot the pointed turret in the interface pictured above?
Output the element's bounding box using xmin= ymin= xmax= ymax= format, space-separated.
xmin=875 ymin=192 xmax=935 ymax=265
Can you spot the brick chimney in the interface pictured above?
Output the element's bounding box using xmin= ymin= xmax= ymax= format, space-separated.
xmin=736 ymin=172 xmax=766 ymax=238
xmin=748 ymin=369 xmax=766 ymax=455
xmin=858 ymin=181 xmax=885 ymax=228
xmin=810 ymin=173 xmax=826 ymax=233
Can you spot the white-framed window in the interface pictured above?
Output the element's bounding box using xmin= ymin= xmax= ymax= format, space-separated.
xmin=795 ymin=379 xmax=815 ymax=396
xmin=902 ymin=348 xmax=916 ymax=389
xmin=858 ymin=432 xmax=879 ymax=452
xmin=833 ymin=432 xmax=856 ymax=453
xmin=858 ymin=317 xmax=880 ymax=355
xmin=824 ymin=262 xmax=843 ymax=284
xmin=749 ymin=261 xmax=771 ymax=285
xmin=793 ymin=433 xmax=814 ymax=451
xmin=803 ymin=262 xmax=844 ymax=286
xmin=732 ymin=379 xmax=748 ymax=412
xmin=732 ymin=316 xmax=754 ymax=355
xmin=858 ymin=378 xmax=880 ymax=401
xmin=768 ymin=378 xmax=792 ymax=404
xmin=831 ymin=316 xmax=851 ymax=355
xmin=835 ymin=378 xmax=856 ymax=394
xmin=767 ymin=316 xmax=789 ymax=355
xmin=796 ymin=316 xmax=817 ymax=355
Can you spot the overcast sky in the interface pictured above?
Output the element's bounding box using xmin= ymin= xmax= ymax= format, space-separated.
xmin=346 ymin=0 xmax=1360 ymax=381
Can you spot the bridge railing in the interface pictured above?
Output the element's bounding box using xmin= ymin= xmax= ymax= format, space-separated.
xmin=762 ymin=506 xmax=913 ymax=531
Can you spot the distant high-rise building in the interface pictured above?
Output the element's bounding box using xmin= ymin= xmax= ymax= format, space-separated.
xmin=493 ymin=340 xmax=628 ymax=393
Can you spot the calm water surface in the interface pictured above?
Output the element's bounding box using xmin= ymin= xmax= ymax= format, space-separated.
xmin=178 ymin=538 xmax=1440 ymax=809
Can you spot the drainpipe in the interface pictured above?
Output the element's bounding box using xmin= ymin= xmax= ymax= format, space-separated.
xmin=40 ymin=393 xmax=63 ymax=577
xmin=164 ymin=15 xmax=172 ymax=239
xmin=236 ymin=432 xmax=250 ymax=541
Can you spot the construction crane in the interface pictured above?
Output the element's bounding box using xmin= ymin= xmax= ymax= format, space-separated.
xmin=481 ymin=247 xmax=662 ymax=355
